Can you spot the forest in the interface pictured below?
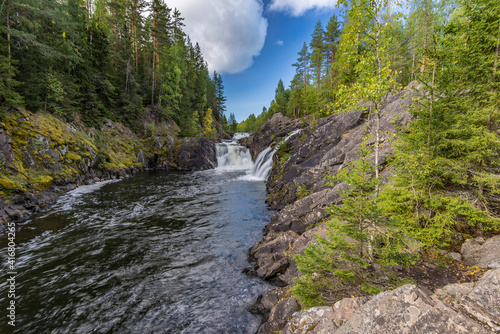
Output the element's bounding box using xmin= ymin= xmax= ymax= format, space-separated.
xmin=0 ymin=0 xmax=233 ymax=137
xmin=237 ymin=0 xmax=500 ymax=306
xmin=238 ymin=0 xmax=499 ymax=134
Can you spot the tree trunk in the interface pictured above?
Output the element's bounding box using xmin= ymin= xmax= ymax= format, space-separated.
xmin=151 ymin=49 xmax=155 ymax=108
xmin=125 ymin=59 xmax=130 ymax=93
xmin=6 ymin=0 xmax=11 ymax=79
xmin=412 ymin=52 xmax=415 ymax=81
xmin=489 ymin=23 xmax=500 ymax=130
xmin=428 ymin=60 xmax=436 ymax=155
xmin=375 ymin=25 xmax=382 ymax=184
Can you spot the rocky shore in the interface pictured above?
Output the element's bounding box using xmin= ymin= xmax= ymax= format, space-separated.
xmin=242 ymin=85 xmax=500 ymax=333
xmin=0 ymin=109 xmax=226 ymax=226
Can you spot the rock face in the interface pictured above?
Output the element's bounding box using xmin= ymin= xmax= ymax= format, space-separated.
xmin=0 ymin=109 xmax=223 ymax=226
xmin=250 ymin=87 xmax=416 ymax=282
xmin=282 ymin=298 xmax=367 ymax=334
xmin=248 ymin=87 xmax=417 ymax=333
xmin=461 ymin=235 xmax=500 ymax=269
xmin=177 ymin=137 xmax=216 ymax=171
xmin=278 ymin=269 xmax=500 ymax=334
xmin=249 ymin=84 xmax=500 ymax=334
xmin=240 ymin=112 xmax=303 ymax=158
xmin=266 ymin=89 xmax=414 ymax=211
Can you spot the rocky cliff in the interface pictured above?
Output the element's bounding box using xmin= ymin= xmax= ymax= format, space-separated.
xmin=244 ymin=85 xmax=500 ymax=333
xmin=0 ymin=109 xmax=224 ymax=225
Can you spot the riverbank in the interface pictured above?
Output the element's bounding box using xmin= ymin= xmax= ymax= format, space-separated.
xmin=242 ymin=85 xmax=500 ymax=333
xmin=0 ymin=108 xmax=227 ymax=225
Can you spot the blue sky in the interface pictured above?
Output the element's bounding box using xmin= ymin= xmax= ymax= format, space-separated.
xmin=167 ymin=0 xmax=338 ymax=122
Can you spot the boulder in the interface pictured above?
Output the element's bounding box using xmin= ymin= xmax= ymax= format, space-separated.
xmin=435 ymin=268 xmax=500 ymax=332
xmin=256 ymin=297 xmax=299 ymax=334
xmin=177 ymin=137 xmax=216 ymax=171
xmin=282 ymin=306 xmax=336 ymax=334
xmin=282 ymin=298 xmax=366 ymax=334
xmin=333 ymin=284 xmax=489 ymax=334
xmin=461 ymin=235 xmax=500 ymax=269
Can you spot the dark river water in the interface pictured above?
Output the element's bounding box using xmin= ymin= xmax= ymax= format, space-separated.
xmin=0 ymin=169 xmax=272 ymax=333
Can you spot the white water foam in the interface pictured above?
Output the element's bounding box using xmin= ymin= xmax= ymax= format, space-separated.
xmin=216 ymin=129 xmax=303 ymax=181
xmin=232 ymin=132 xmax=251 ymax=141
xmin=215 ymin=142 xmax=254 ymax=171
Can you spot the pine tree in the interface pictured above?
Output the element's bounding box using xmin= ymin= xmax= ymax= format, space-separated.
xmin=380 ymin=0 xmax=500 ymax=247
xmin=310 ymin=20 xmax=325 ymax=92
xmin=228 ymin=112 xmax=237 ymax=132
xmin=293 ymin=147 xmax=418 ymax=307
xmin=323 ymin=14 xmax=341 ymax=92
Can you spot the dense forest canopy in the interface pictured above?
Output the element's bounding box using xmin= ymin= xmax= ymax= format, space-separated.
xmin=0 ymin=0 xmax=228 ymax=136
xmin=237 ymin=0 xmax=488 ymax=132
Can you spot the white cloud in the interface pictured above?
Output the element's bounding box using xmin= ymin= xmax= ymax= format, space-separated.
xmin=268 ymin=0 xmax=333 ymax=16
xmin=274 ymin=39 xmax=284 ymax=46
xmin=168 ymin=0 xmax=268 ymax=74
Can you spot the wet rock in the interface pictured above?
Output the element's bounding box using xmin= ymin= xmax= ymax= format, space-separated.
xmin=250 ymin=287 xmax=289 ymax=316
xmin=461 ymin=235 xmax=500 ymax=269
xmin=177 ymin=137 xmax=216 ymax=171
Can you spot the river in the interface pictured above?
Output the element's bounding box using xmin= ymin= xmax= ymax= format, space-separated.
xmin=0 ymin=139 xmax=275 ymax=334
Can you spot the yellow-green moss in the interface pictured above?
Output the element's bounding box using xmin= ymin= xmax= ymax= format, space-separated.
xmin=66 ymin=152 xmax=82 ymax=161
xmin=0 ymin=178 xmax=17 ymax=190
xmin=30 ymin=175 xmax=53 ymax=191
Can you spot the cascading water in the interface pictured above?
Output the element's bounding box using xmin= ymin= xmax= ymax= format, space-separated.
xmin=249 ymin=128 xmax=303 ymax=180
xmin=215 ymin=142 xmax=253 ymax=170
xmin=250 ymin=146 xmax=275 ymax=180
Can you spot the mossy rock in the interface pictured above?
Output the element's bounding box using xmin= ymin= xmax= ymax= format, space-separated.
xmin=30 ymin=175 xmax=53 ymax=191
xmin=66 ymin=152 xmax=82 ymax=161
xmin=0 ymin=178 xmax=17 ymax=190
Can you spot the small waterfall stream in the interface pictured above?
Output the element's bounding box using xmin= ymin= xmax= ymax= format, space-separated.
xmin=216 ymin=130 xmax=302 ymax=181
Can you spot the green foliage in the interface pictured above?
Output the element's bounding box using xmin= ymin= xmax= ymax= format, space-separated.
xmin=44 ymin=70 xmax=64 ymax=116
xmin=296 ymin=184 xmax=311 ymax=200
xmin=292 ymin=148 xmax=419 ymax=307
xmin=202 ymin=107 xmax=216 ymax=138
xmin=379 ymin=0 xmax=500 ymax=248
xmin=276 ymin=138 xmax=291 ymax=166
xmin=228 ymin=112 xmax=238 ymax=133
xmin=1 ymin=0 xmax=225 ymax=137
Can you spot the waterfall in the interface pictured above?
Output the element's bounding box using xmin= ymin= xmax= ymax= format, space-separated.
xmin=232 ymin=132 xmax=251 ymax=141
xmin=215 ymin=130 xmax=302 ymax=180
xmin=216 ymin=141 xmax=253 ymax=170
xmin=249 ymin=129 xmax=303 ymax=181
xmin=250 ymin=146 xmax=276 ymax=180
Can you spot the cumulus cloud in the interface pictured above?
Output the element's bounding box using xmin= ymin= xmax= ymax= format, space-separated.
xmin=274 ymin=40 xmax=284 ymax=46
xmin=268 ymin=0 xmax=334 ymax=16
xmin=168 ymin=0 xmax=268 ymax=74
